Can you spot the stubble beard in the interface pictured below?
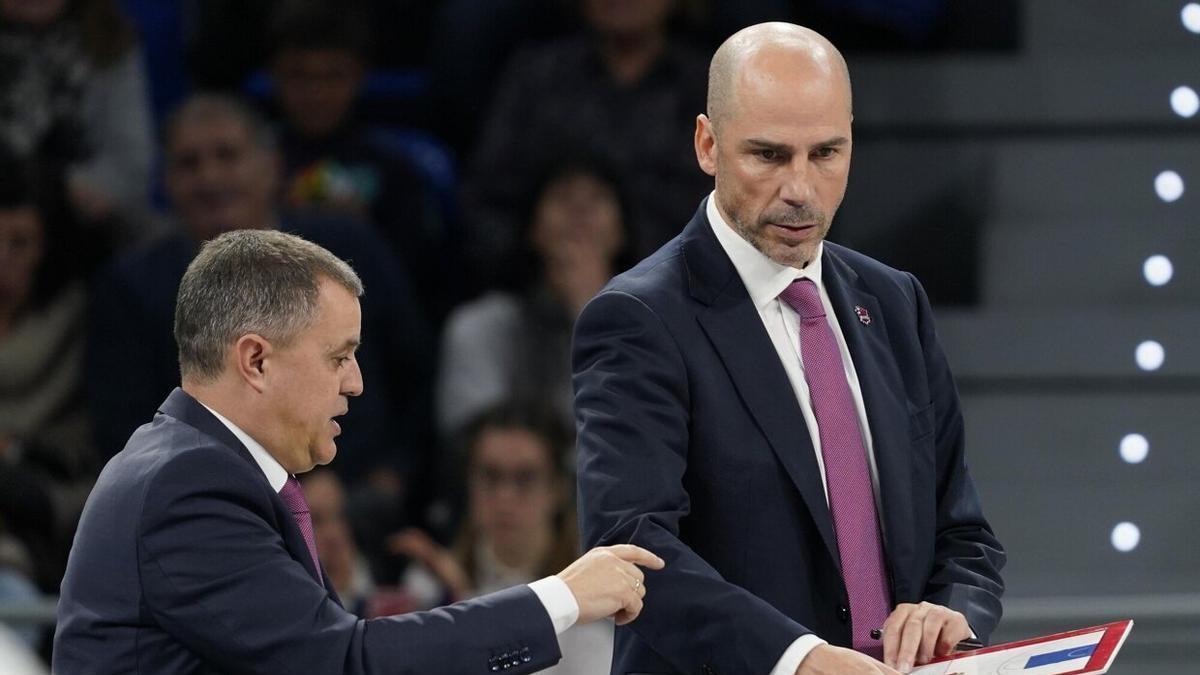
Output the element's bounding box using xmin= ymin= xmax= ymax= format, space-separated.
xmin=726 ymin=199 xmax=829 ymax=269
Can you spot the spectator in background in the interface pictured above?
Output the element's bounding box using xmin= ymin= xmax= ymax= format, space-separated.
xmin=0 ymin=0 xmax=154 ymax=242
xmin=437 ymin=158 xmax=633 ymax=444
xmin=391 ymin=404 xmax=612 ymax=675
xmin=85 ymin=93 xmax=434 ymax=504
xmin=266 ymin=0 xmax=455 ymax=321
xmin=0 ymin=158 xmax=94 ymax=594
xmin=461 ymin=0 xmax=709 ymax=285
xmin=299 ymin=468 xmax=380 ymax=615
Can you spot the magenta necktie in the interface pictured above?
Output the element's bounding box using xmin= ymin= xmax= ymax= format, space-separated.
xmin=279 ymin=476 xmax=323 ymax=585
xmin=780 ymin=278 xmax=890 ymax=657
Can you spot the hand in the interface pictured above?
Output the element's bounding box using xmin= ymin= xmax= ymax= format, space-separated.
xmin=556 ymin=545 xmax=665 ymax=625
xmin=881 ymin=601 xmax=970 ymax=672
xmin=387 ymin=528 xmax=472 ymax=599
xmin=797 ymin=644 xmax=901 ymax=675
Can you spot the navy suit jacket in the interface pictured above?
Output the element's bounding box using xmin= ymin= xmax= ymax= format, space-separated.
xmin=54 ymin=389 xmax=560 ymax=674
xmin=573 ymin=203 xmax=1005 ymax=674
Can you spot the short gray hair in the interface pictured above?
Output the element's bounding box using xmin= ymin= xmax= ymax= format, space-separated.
xmin=174 ymin=230 xmax=364 ymax=382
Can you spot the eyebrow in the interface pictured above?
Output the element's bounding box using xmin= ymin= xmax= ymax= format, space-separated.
xmin=743 ymin=136 xmax=850 ymax=151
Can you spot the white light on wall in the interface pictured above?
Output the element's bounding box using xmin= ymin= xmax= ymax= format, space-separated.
xmin=1172 ymin=86 xmax=1200 ymax=118
xmin=1143 ymin=255 xmax=1174 ymax=286
xmin=1111 ymin=522 xmax=1141 ymax=552
xmin=1119 ymin=434 xmax=1149 ymax=464
xmin=1155 ymin=170 xmax=1185 ymax=202
xmin=1135 ymin=340 xmax=1165 ymax=371
xmin=1184 ymin=3 xmax=1200 ymax=33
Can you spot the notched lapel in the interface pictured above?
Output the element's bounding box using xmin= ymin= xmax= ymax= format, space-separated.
xmin=685 ymin=217 xmax=841 ymax=568
xmin=159 ymin=389 xmax=328 ymax=586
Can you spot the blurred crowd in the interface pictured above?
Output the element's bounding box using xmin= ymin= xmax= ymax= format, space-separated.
xmin=0 ymin=0 xmax=997 ymax=669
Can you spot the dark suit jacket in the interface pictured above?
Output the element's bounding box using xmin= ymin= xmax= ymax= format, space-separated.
xmin=573 ymin=202 xmax=1005 ymax=674
xmin=54 ymin=389 xmax=560 ymax=674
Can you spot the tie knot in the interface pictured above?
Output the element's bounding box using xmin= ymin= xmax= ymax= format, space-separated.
xmin=779 ymin=278 xmax=824 ymax=320
xmin=279 ymin=476 xmax=309 ymax=515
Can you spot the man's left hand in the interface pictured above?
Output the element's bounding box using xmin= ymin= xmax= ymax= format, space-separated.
xmin=881 ymin=601 xmax=970 ymax=673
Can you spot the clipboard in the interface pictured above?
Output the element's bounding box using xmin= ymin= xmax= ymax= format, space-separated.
xmin=910 ymin=620 xmax=1133 ymax=675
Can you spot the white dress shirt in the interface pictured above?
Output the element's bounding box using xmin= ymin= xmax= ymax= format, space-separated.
xmin=197 ymin=401 xmax=580 ymax=636
xmin=704 ymin=195 xmax=884 ymax=675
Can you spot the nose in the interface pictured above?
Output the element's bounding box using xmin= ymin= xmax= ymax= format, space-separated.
xmin=778 ymin=159 xmax=814 ymax=207
xmin=342 ymin=358 xmax=364 ymax=397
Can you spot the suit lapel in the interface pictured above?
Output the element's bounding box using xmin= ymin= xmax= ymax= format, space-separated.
xmin=683 ymin=210 xmax=841 ymax=568
xmin=158 ymin=388 xmax=330 ymax=587
xmin=821 ymin=248 xmax=915 ymax=599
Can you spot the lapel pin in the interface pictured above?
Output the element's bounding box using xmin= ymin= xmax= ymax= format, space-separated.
xmin=854 ymin=306 xmax=872 ymax=325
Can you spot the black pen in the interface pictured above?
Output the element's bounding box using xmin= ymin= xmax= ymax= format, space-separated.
xmin=869 ymin=628 xmax=983 ymax=652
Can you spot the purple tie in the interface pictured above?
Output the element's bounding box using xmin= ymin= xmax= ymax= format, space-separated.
xmin=780 ymin=278 xmax=890 ymax=657
xmin=279 ymin=477 xmax=323 ymax=584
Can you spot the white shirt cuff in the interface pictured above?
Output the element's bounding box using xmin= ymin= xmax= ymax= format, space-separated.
xmin=770 ymin=634 xmax=827 ymax=675
xmin=528 ymin=576 xmax=579 ymax=635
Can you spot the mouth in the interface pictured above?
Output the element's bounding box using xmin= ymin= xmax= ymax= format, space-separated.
xmin=768 ymin=222 xmax=818 ymax=242
xmin=330 ymin=411 xmax=347 ymax=436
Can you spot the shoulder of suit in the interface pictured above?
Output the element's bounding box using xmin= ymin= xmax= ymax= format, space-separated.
xmin=603 ymin=240 xmax=686 ymax=302
xmin=126 ymin=417 xmax=270 ymax=501
xmin=825 ymin=241 xmax=918 ymax=288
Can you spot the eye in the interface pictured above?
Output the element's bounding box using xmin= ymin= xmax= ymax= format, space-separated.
xmin=755 ymin=148 xmax=782 ymax=162
xmin=812 ymin=146 xmax=839 ymax=159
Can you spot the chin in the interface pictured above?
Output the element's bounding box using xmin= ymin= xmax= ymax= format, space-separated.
xmin=312 ymin=446 xmax=338 ymax=467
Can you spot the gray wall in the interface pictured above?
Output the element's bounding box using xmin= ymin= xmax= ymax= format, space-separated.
xmin=841 ymin=1 xmax=1200 ymax=671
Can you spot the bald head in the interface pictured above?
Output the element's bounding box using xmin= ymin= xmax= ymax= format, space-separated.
xmin=707 ymin=22 xmax=851 ymax=129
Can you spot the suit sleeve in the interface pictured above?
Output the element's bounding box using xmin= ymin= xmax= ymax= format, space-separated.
xmin=573 ymin=290 xmax=810 ymax=674
xmin=137 ymin=444 xmax=561 ymax=675
xmin=909 ymin=273 xmax=1006 ymax=642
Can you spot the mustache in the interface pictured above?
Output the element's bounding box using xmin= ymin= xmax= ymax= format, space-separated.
xmin=759 ymin=205 xmax=826 ymax=227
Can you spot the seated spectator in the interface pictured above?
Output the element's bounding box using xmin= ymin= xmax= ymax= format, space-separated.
xmin=85 ymin=93 xmax=434 ymax=498
xmin=391 ymin=404 xmax=612 ymax=675
xmin=437 ymin=158 xmax=633 ymax=442
xmin=300 ymin=468 xmax=377 ymax=614
xmin=266 ymin=0 xmax=455 ymax=320
xmin=0 ymin=0 xmax=154 ymax=240
xmin=461 ymin=0 xmax=709 ymax=283
xmin=300 ymin=467 xmax=419 ymax=619
xmin=0 ymin=158 xmax=93 ymax=593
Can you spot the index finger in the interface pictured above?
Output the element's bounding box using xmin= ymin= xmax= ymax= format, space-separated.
xmin=605 ymin=544 xmax=666 ymax=569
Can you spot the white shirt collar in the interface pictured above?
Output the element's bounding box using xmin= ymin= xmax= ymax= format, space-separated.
xmin=199 ymin=401 xmax=290 ymax=492
xmin=705 ymin=192 xmax=825 ymax=311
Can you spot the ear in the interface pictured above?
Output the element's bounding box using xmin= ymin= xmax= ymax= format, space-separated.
xmin=233 ymin=333 xmax=272 ymax=393
xmin=694 ymin=113 xmax=718 ymax=177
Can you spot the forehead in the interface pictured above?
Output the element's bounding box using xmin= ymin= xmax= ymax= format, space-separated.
xmin=303 ymin=277 xmax=361 ymax=344
xmin=0 ymin=207 xmax=42 ymax=235
xmin=474 ymin=427 xmax=552 ymax=465
xmin=726 ymin=46 xmax=851 ymax=139
xmin=168 ymin=115 xmax=256 ymax=156
xmin=275 ymin=48 xmax=363 ymax=70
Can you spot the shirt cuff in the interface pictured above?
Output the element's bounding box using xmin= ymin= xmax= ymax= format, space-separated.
xmin=770 ymin=634 xmax=827 ymax=675
xmin=528 ymin=576 xmax=579 ymax=635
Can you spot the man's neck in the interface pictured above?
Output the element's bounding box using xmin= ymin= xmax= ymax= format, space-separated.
xmin=183 ymin=379 xmax=257 ymax=440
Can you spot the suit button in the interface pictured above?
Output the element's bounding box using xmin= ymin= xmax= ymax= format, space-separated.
xmin=837 ymin=605 xmax=850 ymax=624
